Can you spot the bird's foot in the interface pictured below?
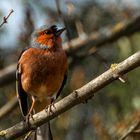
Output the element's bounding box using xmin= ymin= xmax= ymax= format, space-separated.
xmin=45 ymin=102 xmax=55 ymax=115
xmin=25 ymin=113 xmax=34 ymax=127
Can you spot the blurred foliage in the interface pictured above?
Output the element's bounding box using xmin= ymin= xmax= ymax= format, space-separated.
xmin=0 ymin=0 xmax=140 ymax=139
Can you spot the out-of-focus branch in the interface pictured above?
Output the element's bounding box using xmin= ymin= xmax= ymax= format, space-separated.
xmin=119 ymin=118 xmax=140 ymax=140
xmin=0 ymin=97 xmax=18 ymax=120
xmin=1 ymin=14 xmax=140 ymax=87
xmin=0 ymin=63 xmax=16 ymax=87
xmin=64 ymin=14 xmax=140 ymax=55
xmin=0 ymin=9 xmax=14 ymax=28
xmin=0 ymin=51 xmax=140 ymax=139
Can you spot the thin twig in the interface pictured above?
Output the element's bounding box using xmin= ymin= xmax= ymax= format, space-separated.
xmin=0 ymin=51 xmax=140 ymax=139
xmin=0 ymin=9 xmax=14 ymax=28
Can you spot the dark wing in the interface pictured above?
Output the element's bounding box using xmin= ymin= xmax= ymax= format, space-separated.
xmin=55 ymin=74 xmax=67 ymax=100
xmin=16 ymin=63 xmax=28 ymax=116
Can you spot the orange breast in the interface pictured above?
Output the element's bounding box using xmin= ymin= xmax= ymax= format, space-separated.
xmin=19 ymin=47 xmax=68 ymax=100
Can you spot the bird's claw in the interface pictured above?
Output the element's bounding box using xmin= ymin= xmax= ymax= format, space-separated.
xmin=25 ymin=113 xmax=34 ymax=126
xmin=45 ymin=102 xmax=55 ymax=115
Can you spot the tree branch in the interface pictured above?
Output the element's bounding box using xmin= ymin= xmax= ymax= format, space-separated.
xmin=119 ymin=118 xmax=140 ymax=140
xmin=0 ymin=51 xmax=140 ymax=139
xmin=0 ymin=97 xmax=18 ymax=120
xmin=64 ymin=14 xmax=140 ymax=55
xmin=0 ymin=64 xmax=16 ymax=87
xmin=0 ymin=9 xmax=14 ymax=28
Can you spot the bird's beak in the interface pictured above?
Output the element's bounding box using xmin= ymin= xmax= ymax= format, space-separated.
xmin=55 ymin=27 xmax=66 ymax=36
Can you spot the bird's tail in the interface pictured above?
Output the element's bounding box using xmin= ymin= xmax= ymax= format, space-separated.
xmin=37 ymin=122 xmax=53 ymax=140
xmin=27 ymin=121 xmax=53 ymax=140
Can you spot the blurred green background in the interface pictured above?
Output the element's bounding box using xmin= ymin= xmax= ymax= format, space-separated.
xmin=0 ymin=0 xmax=140 ymax=139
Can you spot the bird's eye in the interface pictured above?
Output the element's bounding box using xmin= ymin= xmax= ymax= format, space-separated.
xmin=45 ymin=30 xmax=52 ymax=34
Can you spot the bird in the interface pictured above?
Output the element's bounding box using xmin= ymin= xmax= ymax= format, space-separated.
xmin=16 ymin=25 xmax=68 ymax=140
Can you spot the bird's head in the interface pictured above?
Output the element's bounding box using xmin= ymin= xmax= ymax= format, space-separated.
xmin=32 ymin=25 xmax=65 ymax=49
